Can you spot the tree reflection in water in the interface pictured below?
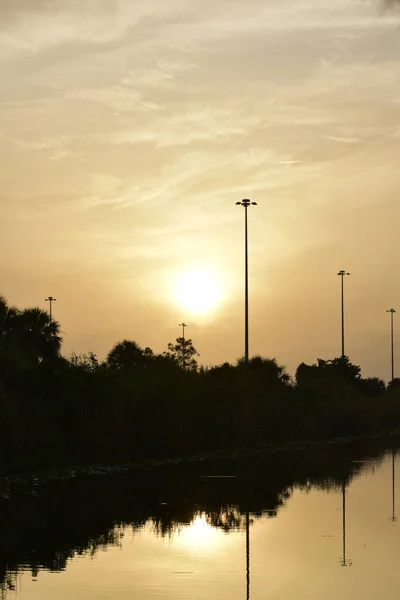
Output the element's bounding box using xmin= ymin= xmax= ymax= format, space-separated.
xmin=0 ymin=439 xmax=392 ymax=598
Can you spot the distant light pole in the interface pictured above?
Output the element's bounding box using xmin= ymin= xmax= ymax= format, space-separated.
xmin=179 ymin=322 xmax=187 ymax=341
xmin=387 ymin=309 xmax=396 ymax=382
xmin=179 ymin=322 xmax=187 ymax=369
xmin=337 ymin=271 xmax=350 ymax=357
xmin=236 ymin=199 xmax=257 ymax=363
xmin=45 ymin=296 xmax=57 ymax=322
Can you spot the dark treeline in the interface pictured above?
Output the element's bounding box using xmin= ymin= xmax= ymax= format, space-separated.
xmin=1 ymin=295 xmax=400 ymax=473
xmin=0 ymin=440 xmax=391 ymax=596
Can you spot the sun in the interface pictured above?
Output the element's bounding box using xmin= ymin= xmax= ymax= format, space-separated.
xmin=172 ymin=265 xmax=223 ymax=316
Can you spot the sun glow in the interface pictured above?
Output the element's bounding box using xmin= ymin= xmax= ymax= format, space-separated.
xmin=178 ymin=513 xmax=223 ymax=551
xmin=172 ymin=265 xmax=224 ymax=316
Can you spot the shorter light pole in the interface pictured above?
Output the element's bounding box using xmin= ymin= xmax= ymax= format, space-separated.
xmin=179 ymin=322 xmax=187 ymax=369
xmin=179 ymin=322 xmax=187 ymax=341
xmin=45 ymin=296 xmax=57 ymax=322
xmin=387 ymin=309 xmax=396 ymax=382
xmin=337 ymin=271 xmax=350 ymax=357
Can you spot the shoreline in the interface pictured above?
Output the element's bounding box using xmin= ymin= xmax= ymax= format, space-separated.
xmin=1 ymin=428 xmax=398 ymax=499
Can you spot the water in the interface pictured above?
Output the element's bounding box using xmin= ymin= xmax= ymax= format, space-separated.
xmin=1 ymin=441 xmax=399 ymax=599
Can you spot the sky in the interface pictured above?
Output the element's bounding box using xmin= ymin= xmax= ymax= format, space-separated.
xmin=2 ymin=0 xmax=400 ymax=379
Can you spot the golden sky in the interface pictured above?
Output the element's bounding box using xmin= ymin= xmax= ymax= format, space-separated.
xmin=2 ymin=0 xmax=400 ymax=379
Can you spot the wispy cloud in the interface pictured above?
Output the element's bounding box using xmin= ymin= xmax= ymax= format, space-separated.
xmin=2 ymin=0 xmax=400 ymax=372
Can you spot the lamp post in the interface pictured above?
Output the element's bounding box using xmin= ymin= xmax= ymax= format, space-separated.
xmin=236 ymin=199 xmax=257 ymax=363
xmin=179 ymin=322 xmax=187 ymax=369
xmin=387 ymin=309 xmax=396 ymax=382
xmin=179 ymin=322 xmax=187 ymax=340
xmin=45 ymin=296 xmax=57 ymax=322
xmin=337 ymin=271 xmax=350 ymax=357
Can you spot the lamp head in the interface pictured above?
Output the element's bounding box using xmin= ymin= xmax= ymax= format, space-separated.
xmin=236 ymin=199 xmax=256 ymax=207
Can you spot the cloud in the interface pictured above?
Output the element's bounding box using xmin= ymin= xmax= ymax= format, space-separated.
xmin=382 ymin=0 xmax=400 ymax=8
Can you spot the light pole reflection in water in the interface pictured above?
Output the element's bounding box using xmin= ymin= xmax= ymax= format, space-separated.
xmin=390 ymin=449 xmax=397 ymax=523
xmin=340 ymin=481 xmax=352 ymax=567
xmin=245 ymin=511 xmax=250 ymax=600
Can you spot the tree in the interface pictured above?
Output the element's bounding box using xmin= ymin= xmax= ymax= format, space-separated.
xmin=0 ymin=296 xmax=19 ymax=346
xmin=388 ymin=378 xmax=400 ymax=391
xmin=16 ymin=307 xmax=62 ymax=360
xmin=0 ymin=297 xmax=62 ymax=368
xmin=69 ymin=352 xmax=103 ymax=373
xmin=163 ymin=337 xmax=199 ymax=371
xmin=237 ymin=355 xmax=291 ymax=385
xmin=356 ymin=377 xmax=386 ymax=397
xmin=106 ymin=340 xmax=154 ymax=370
xmin=296 ymin=356 xmax=361 ymax=386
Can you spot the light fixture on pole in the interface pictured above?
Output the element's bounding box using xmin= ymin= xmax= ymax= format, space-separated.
xmin=236 ymin=199 xmax=257 ymax=363
xmin=45 ymin=296 xmax=57 ymax=322
xmin=337 ymin=271 xmax=350 ymax=357
xmin=387 ymin=309 xmax=396 ymax=382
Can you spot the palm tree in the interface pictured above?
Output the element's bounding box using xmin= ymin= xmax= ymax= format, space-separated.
xmin=0 ymin=295 xmax=19 ymax=341
xmin=0 ymin=297 xmax=62 ymax=366
xmin=0 ymin=296 xmax=21 ymax=364
xmin=17 ymin=307 xmax=62 ymax=360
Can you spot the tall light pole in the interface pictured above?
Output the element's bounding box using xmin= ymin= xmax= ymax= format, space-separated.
xmin=179 ymin=322 xmax=187 ymax=369
xmin=236 ymin=199 xmax=257 ymax=363
xmin=45 ymin=296 xmax=57 ymax=322
xmin=387 ymin=309 xmax=396 ymax=382
xmin=337 ymin=271 xmax=350 ymax=357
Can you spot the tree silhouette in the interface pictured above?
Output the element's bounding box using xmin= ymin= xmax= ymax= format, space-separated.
xmin=17 ymin=307 xmax=62 ymax=360
xmin=163 ymin=337 xmax=199 ymax=370
xmin=0 ymin=297 xmax=61 ymax=369
xmin=388 ymin=378 xmax=400 ymax=390
xmin=237 ymin=355 xmax=291 ymax=385
xmin=356 ymin=377 xmax=386 ymax=397
xmin=296 ymin=356 xmax=361 ymax=386
xmin=106 ymin=340 xmax=154 ymax=370
xmin=0 ymin=296 xmax=19 ymax=339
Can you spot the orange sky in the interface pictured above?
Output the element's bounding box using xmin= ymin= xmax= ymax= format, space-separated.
xmin=2 ymin=0 xmax=400 ymax=379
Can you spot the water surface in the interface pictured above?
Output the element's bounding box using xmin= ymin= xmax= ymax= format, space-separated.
xmin=2 ymin=441 xmax=399 ymax=599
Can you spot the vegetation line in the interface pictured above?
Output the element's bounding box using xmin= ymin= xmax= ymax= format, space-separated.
xmin=1 ymin=295 xmax=400 ymax=477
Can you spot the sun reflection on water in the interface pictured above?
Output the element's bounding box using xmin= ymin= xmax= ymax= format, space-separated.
xmin=176 ymin=512 xmax=226 ymax=553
